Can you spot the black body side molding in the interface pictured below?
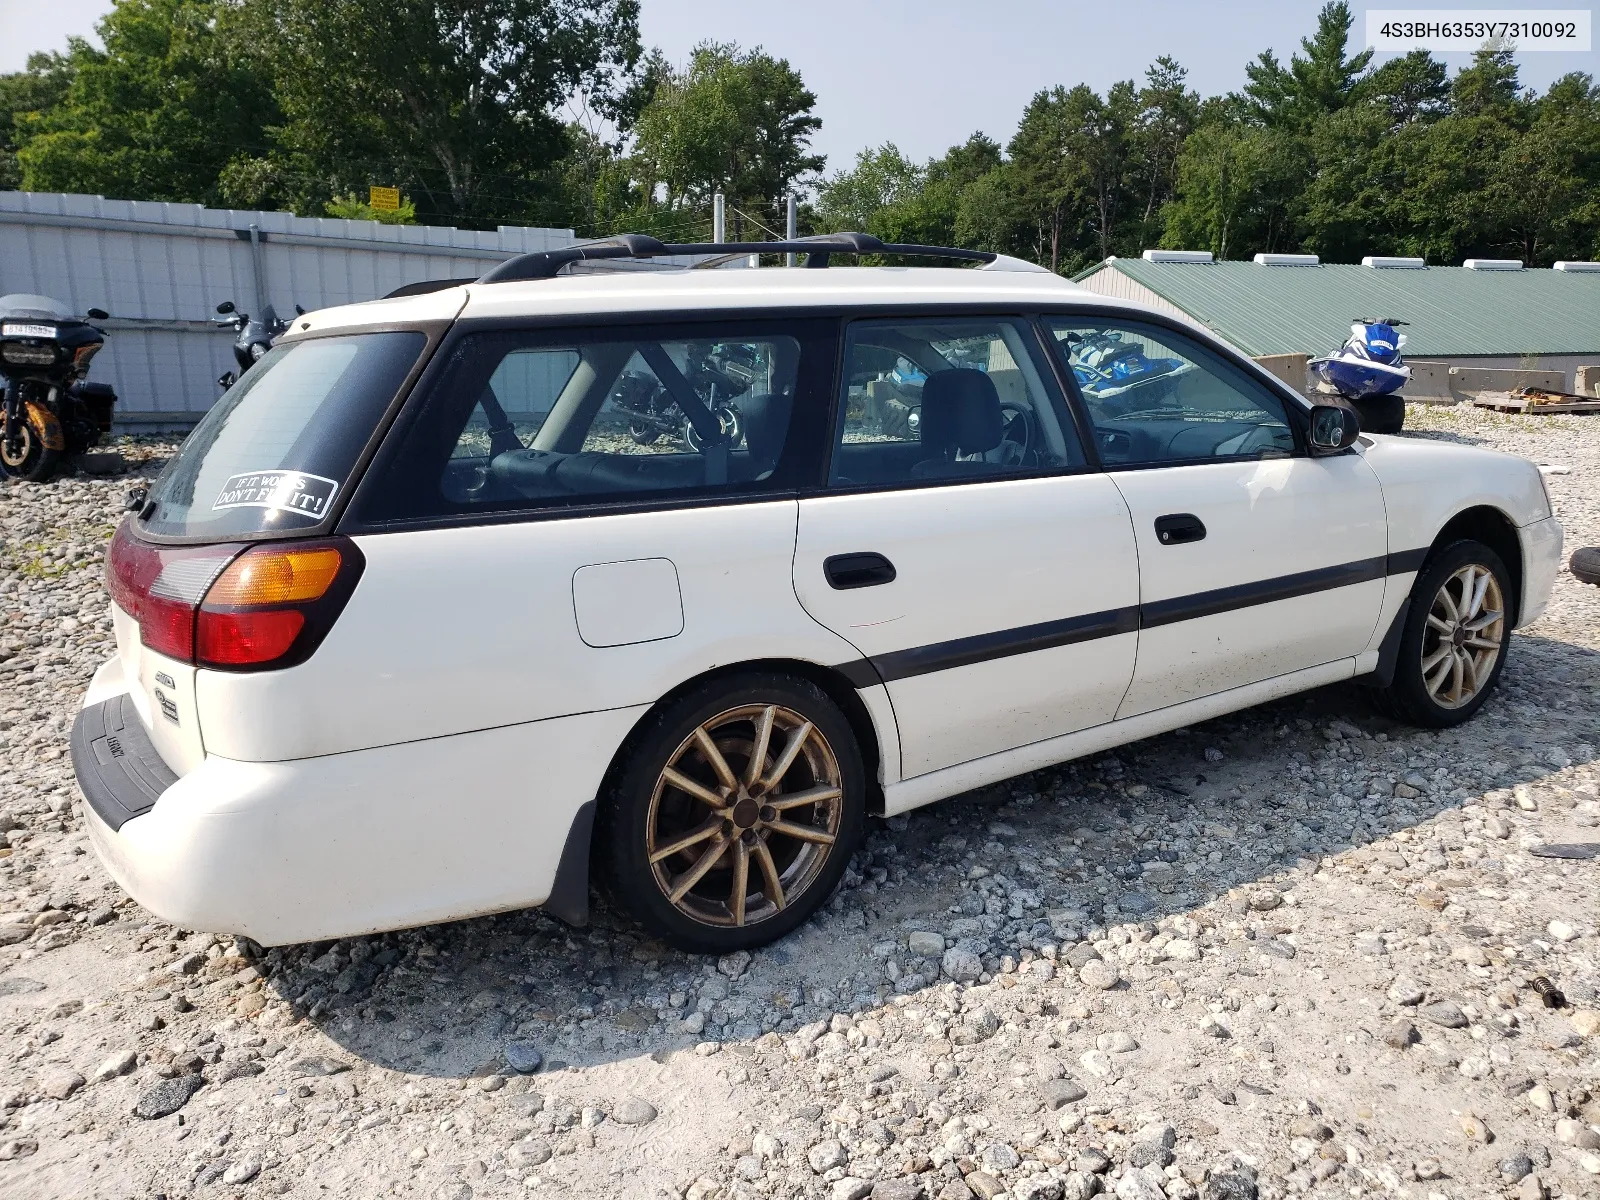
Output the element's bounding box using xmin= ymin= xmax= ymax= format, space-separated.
xmin=543 ymin=799 xmax=595 ymax=928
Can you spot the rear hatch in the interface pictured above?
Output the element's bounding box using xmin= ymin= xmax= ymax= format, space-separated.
xmin=102 ymin=328 xmax=431 ymax=775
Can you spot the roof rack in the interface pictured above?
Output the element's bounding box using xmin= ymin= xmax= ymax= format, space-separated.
xmin=475 ymin=231 xmax=997 ymax=284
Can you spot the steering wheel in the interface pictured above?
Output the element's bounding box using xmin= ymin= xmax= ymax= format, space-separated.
xmin=994 ymin=401 xmax=1035 ymax=467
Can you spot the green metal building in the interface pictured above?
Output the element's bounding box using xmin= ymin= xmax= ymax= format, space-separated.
xmin=1073 ymin=252 xmax=1600 ymax=396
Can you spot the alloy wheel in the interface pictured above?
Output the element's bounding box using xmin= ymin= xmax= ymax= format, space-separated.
xmin=645 ymin=703 xmax=843 ymax=929
xmin=1420 ymin=563 xmax=1505 ymax=709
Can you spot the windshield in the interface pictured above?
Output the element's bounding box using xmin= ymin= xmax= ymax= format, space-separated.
xmin=139 ymin=332 xmax=426 ymax=539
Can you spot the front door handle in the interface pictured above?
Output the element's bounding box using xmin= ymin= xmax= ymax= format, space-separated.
xmin=824 ymin=552 xmax=897 ymax=590
xmin=1154 ymin=513 xmax=1206 ymax=545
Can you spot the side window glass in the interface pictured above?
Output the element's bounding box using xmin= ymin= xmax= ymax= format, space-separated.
xmin=1045 ymin=320 xmax=1296 ymax=466
xmin=829 ymin=319 xmax=1084 ymax=488
xmin=448 ymin=348 xmax=579 ymax=461
xmin=365 ymin=326 xmax=806 ymax=520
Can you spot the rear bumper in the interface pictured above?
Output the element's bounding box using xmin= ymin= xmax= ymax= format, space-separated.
xmin=72 ymin=670 xmax=646 ymax=946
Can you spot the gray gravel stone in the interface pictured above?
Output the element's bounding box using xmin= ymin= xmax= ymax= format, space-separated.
xmin=1422 ymin=1001 xmax=1469 ymax=1029
xmin=614 ymin=1096 xmax=657 ymax=1125
xmin=504 ymin=1041 xmax=543 ymax=1073
xmin=132 ymin=1073 xmax=204 ymax=1119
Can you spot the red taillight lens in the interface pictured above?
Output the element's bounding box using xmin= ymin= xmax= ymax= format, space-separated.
xmin=105 ymin=524 xmax=362 ymax=670
xmin=196 ymin=608 xmax=306 ymax=665
xmin=106 ymin=522 xmax=239 ymax=661
xmin=195 ymin=540 xmax=363 ymax=670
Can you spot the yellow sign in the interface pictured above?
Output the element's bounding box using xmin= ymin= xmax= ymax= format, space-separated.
xmin=368 ymin=186 xmax=400 ymax=212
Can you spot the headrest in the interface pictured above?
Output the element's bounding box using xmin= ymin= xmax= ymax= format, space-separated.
xmin=739 ymin=392 xmax=791 ymax=471
xmin=919 ymin=369 xmax=1002 ymax=456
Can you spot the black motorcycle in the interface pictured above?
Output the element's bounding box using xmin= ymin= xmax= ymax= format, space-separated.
xmin=0 ymin=293 xmax=117 ymax=483
xmin=613 ymin=341 xmax=757 ymax=450
xmin=214 ymin=300 xmax=301 ymax=390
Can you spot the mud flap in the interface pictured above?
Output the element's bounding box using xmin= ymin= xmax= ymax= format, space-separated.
xmin=543 ymin=800 xmax=594 ymax=928
xmin=1359 ymin=596 xmax=1410 ymax=690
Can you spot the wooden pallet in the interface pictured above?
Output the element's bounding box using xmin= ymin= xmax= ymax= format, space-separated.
xmin=1473 ymin=389 xmax=1600 ymax=415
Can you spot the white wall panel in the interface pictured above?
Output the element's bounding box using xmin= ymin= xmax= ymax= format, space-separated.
xmin=0 ymin=190 xmax=575 ymax=422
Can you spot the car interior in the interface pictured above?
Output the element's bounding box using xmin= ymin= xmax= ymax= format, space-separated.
xmin=1046 ymin=321 xmax=1298 ymax=465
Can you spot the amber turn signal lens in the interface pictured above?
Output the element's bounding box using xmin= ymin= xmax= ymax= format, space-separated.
xmin=205 ymin=546 xmax=342 ymax=607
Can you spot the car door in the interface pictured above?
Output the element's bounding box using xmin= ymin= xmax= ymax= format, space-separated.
xmin=1044 ymin=316 xmax=1388 ymax=718
xmin=793 ymin=316 xmax=1140 ymax=779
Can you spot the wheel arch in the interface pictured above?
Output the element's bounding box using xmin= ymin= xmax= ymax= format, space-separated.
xmin=1427 ymin=505 xmax=1524 ymax=626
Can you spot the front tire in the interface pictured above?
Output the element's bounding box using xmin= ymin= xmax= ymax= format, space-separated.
xmin=1371 ymin=539 xmax=1511 ymax=727
xmin=0 ymin=416 xmax=60 ymax=483
xmin=1352 ymin=394 xmax=1405 ymax=435
xmin=598 ymin=673 xmax=865 ymax=954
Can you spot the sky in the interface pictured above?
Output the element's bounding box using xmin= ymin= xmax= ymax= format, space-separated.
xmin=4 ymin=0 xmax=1596 ymax=173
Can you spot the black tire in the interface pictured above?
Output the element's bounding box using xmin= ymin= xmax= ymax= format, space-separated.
xmin=0 ymin=416 xmax=60 ymax=483
xmin=1572 ymin=547 xmax=1600 ymax=586
xmin=598 ymin=672 xmax=865 ymax=954
xmin=1370 ymin=539 xmax=1512 ymax=728
xmin=1352 ymin=394 xmax=1405 ymax=435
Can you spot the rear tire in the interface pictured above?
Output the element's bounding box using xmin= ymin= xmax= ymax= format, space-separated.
xmin=1352 ymin=394 xmax=1405 ymax=435
xmin=1572 ymin=547 xmax=1600 ymax=586
xmin=1370 ymin=539 xmax=1511 ymax=728
xmin=598 ymin=673 xmax=865 ymax=954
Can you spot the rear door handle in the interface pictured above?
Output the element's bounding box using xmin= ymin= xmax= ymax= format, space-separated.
xmin=1154 ymin=513 xmax=1206 ymax=545
xmin=824 ymin=552 xmax=897 ymax=590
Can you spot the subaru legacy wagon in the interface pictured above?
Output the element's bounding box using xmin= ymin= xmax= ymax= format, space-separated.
xmin=72 ymin=234 xmax=1562 ymax=954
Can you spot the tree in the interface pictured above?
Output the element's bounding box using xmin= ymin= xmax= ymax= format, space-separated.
xmin=1164 ymin=116 xmax=1307 ymax=259
xmin=0 ymin=51 xmax=76 ymax=190
xmin=1244 ymin=1 xmax=1372 ymax=131
xmin=233 ymin=0 xmax=643 ymax=226
xmin=1360 ymin=50 xmax=1450 ymax=128
xmin=15 ymin=0 xmax=276 ymax=204
xmin=630 ymin=41 xmax=823 ymax=239
xmin=1131 ymin=58 xmax=1199 ymax=244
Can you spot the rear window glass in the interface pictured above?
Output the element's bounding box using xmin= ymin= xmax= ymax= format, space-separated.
xmin=138 ymin=332 xmax=425 ymax=538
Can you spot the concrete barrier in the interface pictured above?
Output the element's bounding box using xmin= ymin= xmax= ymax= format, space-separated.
xmin=1575 ymin=365 xmax=1600 ymax=398
xmin=1252 ymin=353 xmax=1308 ymax=394
xmin=1447 ymin=365 xmax=1568 ymax=399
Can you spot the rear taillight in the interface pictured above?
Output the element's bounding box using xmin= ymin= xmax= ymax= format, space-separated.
xmin=105 ymin=523 xmax=363 ymax=670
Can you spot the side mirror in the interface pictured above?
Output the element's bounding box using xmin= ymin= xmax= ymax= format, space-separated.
xmin=87 ymin=307 xmax=109 ymax=320
xmin=1308 ymin=403 xmax=1361 ymax=454
xmin=216 ymin=301 xmax=236 ymax=315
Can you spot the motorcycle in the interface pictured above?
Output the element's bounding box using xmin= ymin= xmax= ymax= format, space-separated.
xmin=1310 ymin=317 xmax=1410 ymax=433
xmin=0 ymin=293 xmax=118 ymax=483
xmin=612 ymin=341 xmax=757 ymax=450
xmin=214 ymin=300 xmax=301 ymax=390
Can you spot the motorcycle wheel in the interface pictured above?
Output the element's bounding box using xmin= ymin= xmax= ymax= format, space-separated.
xmin=684 ymin=403 xmax=743 ymax=453
xmin=0 ymin=418 xmax=61 ymax=483
xmin=629 ymin=422 xmax=660 ymax=446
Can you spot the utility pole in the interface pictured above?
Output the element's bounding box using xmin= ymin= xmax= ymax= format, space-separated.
xmin=786 ymin=193 xmax=798 ymax=267
xmin=713 ymin=193 xmax=725 ymax=244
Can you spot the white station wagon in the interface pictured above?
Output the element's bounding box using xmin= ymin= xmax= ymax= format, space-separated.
xmin=72 ymin=235 xmax=1563 ymax=954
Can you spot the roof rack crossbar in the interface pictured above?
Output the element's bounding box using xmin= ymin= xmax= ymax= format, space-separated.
xmin=476 ymin=232 xmax=996 ymax=283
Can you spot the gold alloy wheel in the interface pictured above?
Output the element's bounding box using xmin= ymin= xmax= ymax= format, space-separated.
xmin=646 ymin=703 xmax=843 ymax=928
xmin=1420 ymin=563 xmax=1505 ymax=709
xmin=0 ymin=421 xmax=34 ymax=468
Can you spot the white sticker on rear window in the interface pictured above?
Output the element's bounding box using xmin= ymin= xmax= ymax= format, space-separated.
xmin=212 ymin=471 xmax=339 ymax=519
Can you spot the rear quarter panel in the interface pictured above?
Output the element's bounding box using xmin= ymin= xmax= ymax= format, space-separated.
xmin=193 ymin=502 xmax=891 ymax=768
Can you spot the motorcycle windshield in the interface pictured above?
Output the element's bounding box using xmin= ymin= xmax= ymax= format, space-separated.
xmin=137 ymin=331 xmax=426 ymax=540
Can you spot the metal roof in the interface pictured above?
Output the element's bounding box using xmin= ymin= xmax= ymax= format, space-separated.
xmin=1076 ymin=257 xmax=1600 ymax=358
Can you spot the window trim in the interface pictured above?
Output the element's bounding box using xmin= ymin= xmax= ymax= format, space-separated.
xmin=1039 ymin=314 xmax=1308 ymax=471
xmin=339 ymin=315 xmax=840 ymax=534
xmin=815 ymin=312 xmax=1098 ymax=499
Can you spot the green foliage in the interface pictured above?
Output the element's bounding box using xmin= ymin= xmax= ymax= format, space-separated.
xmin=0 ymin=52 xmax=76 ymax=189
xmin=630 ymin=41 xmax=823 ymax=239
xmin=324 ymin=193 xmax=417 ymax=224
xmin=14 ymin=0 xmax=276 ymax=203
xmin=4 ymin=0 xmax=1599 ymax=268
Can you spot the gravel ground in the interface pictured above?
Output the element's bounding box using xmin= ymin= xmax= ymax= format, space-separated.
xmin=1 ymin=408 xmax=1597 ymax=1200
